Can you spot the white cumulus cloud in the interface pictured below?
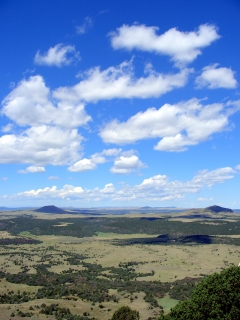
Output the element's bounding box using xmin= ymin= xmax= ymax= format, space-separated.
xmin=100 ymin=183 xmax=115 ymax=194
xmin=119 ymin=167 xmax=235 ymax=201
xmin=110 ymin=155 xmax=146 ymax=174
xmin=53 ymin=60 xmax=190 ymax=103
xmin=34 ymin=44 xmax=80 ymax=67
xmin=0 ymin=125 xmax=83 ymax=165
xmin=2 ymin=75 xmax=91 ymax=129
xmin=68 ymin=148 xmax=140 ymax=173
xmin=101 ymin=148 xmax=122 ymax=157
xmin=110 ymin=24 xmax=220 ymax=65
xmin=18 ymin=166 xmax=46 ymax=174
xmin=68 ymin=150 xmax=110 ymax=173
xmin=5 ymin=166 xmax=236 ymax=203
xmin=196 ymin=64 xmax=237 ymax=89
xmin=68 ymin=158 xmax=97 ymax=172
xmin=190 ymin=167 xmax=235 ymax=188
xmin=100 ymin=98 xmax=236 ymax=152
xmin=68 ymin=149 xmax=144 ymax=173
xmin=14 ymin=185 xmax=84 ymax=200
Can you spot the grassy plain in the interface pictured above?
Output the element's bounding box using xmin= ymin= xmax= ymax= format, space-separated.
xmin=0 ymin=210 xmax=240 ymax=319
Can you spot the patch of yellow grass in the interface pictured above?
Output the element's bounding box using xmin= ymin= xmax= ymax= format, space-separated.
xmin=53 ymin=222 xmax=74 ymax=227
xmin=0 ymin=231 xmax=16 ymax=239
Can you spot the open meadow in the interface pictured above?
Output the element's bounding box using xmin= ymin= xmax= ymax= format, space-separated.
xmin=0 ymin=208 xmax=240 ymax=319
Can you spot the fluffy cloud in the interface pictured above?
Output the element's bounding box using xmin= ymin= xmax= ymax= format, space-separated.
xmin=100 ymin=183 xmax=115 ymax=194
xmin=14 ymin=185 xmax=84 ymax=199
xmin=68 ymin=148 xmax=141 ymax=173
xmin=0 ymin=125 xmax=83 ymax=165
xmin=183 ymin=167 xmax=235 ymax=192
xmin=34 ymin=44 xmax=80 ymax=67
xmin=67 ymin=150 xmax=112 ymax=172
xmin=114 ymin=167 xmax=235 ymax=201
xmin=18 ymin=166 xmax=46 ymax=174
xmin=100 ymin=98 xmax=235 ymax=151
xmin=5 ymin=166 xmax=235 ymax=203
xmin=110 ymin=24 xmax=220 ymax=65
xmin=76 ymin=16 xmax=93 ymax=34
xmin=101 ymin=148 xmax=122 ymax=157
xmin=110 ymin=155 xmax=146 ymax=174
xmin=196 ymin=64 xmax=237 ymax=89
xmin=68 ymin=158 xmax=97 ymax=172
xmin=53 ymin=60 xmax=189 ymax=102
xmin=2 ymin=75 xmax=91 ymax=128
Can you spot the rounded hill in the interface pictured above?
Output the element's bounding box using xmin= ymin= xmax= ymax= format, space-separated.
xmin=204 ymin=205 xmax=233 ymax=213
xmin=34 ymin=205 xmax=67 ymax=214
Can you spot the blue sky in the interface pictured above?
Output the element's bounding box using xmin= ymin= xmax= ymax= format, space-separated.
xmin=1 ymin=0 xmax=240 ymax=208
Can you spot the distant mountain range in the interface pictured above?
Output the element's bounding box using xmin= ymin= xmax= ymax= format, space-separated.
xmin=0 ymin=206 xmax=37 ymax=211
xmin=0 ymin=204 xmax=238 ymax=216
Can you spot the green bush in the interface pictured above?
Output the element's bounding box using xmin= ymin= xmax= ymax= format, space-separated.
xmin=160 ymin=266 xmax=240 ymax=320
xmin=111 ymin=306 xmax=140 ymax=320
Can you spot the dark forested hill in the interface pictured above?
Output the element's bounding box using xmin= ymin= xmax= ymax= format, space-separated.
xmin=34 ymin=205 xmax=67 ymax=214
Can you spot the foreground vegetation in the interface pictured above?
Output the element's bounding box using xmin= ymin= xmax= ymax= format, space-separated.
xmin=160 ymin=266 xmax=240 ymax=320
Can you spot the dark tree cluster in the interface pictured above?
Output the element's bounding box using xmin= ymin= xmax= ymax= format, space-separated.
xmin=0 ymin=237 xmax=42 ymax=245
xmin=0 ymin=290 xmax=32 ymax=304
xmin=40 ymin=303 xmax=97 ymax=320
xmin=111 ymin=306 xmax=140 ymax=320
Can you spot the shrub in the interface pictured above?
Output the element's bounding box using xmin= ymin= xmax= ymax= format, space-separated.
xmin=111 ymin=306 xmax=140 ymax=320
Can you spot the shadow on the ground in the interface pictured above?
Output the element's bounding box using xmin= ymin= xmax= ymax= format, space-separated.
xmin=113 ymin=234 xmax=213 ymax=245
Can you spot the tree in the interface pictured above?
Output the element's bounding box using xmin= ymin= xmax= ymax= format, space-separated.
xmin=111 ymin=306 xmax=140 ymax=320
xmin=159 ymin=266 xmax=240 ymax=320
